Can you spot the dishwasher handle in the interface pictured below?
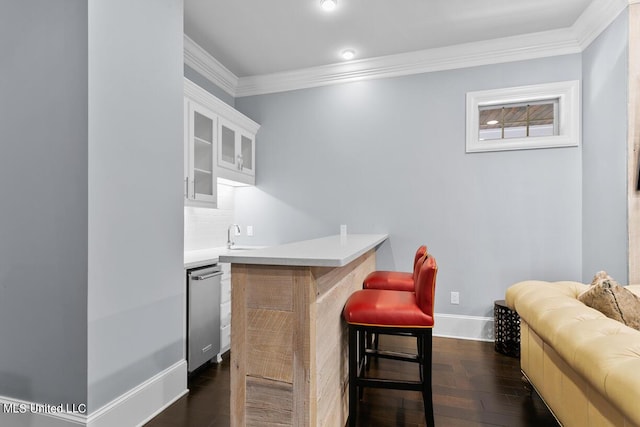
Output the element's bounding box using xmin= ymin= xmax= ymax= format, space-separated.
xmin=191 ymin=270 xmax=223 ymax=281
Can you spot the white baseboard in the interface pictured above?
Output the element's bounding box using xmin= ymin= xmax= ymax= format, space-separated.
xmin=0 ymin=360 xmax=188 ymax=427
xmin=433 ymin=313 xmax=495 ymax=342
xmin=88 ymin=360 xmax=188 ymax=427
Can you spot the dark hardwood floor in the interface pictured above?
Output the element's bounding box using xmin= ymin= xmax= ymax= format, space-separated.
xmin=145 ymin=336 xmax=558 ymax=427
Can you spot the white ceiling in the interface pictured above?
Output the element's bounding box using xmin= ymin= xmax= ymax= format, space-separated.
xmin=184 ymin=0 xmax=595 ymax=78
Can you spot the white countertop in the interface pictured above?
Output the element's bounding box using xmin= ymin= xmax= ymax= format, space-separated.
xmin=184 ymin=246 xmax=267 ymax=269
xmin=184 ymin=247 xmax=228 ymax=269
xmin=218 ymin=234 xmax=388 ymax=267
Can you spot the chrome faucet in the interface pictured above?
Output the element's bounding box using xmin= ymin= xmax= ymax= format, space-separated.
xmin=227 ymin=224 xmax=241 ymax=249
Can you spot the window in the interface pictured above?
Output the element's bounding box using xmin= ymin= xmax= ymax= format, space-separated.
xmin=466 ymin=80 xmax=580 ymax=153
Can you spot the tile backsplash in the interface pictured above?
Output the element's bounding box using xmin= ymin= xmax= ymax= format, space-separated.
xmin=184 ymin=183 xmax=235 ymax=251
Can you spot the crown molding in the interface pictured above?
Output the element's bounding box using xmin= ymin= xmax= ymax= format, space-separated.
xmin=573 ymin=0 xmax=628 ymax=49
xmin=235 ymin=29 xmax=580 ymax=97
xmin=183 ymin=0 xmax=631 ymax=98
xmin=183 ymin=34 xmax=238 ymax=97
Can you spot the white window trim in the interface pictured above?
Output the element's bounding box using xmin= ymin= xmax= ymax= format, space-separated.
xmin=466 ymin=80 xmax=580 ymax=153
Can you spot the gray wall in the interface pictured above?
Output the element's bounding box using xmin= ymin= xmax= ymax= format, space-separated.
xmin=235 ymin=54 xmax=583 ymax=317
xmin=185 ymin=65 xmax=235 ymax=107
xmin=0 ymin=0 xmax=88 ymax=405
xmin=87 ymin=0 xmax=185 ymax=412
xmin=582 ymin=9 xmax=629 ymax=283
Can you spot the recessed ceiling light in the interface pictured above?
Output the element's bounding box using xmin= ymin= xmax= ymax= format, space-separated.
xmin=486 ymin=120 xmax=499 ymax=125
xmin=320 ymin=0 xmax=337 ymax=11
xmin=341 ymin=49 xmax=355 ymax=60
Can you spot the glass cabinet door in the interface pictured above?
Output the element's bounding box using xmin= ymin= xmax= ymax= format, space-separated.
xmin=188 ymin=102 xmax=217 ymax=206
xmin=218 ymin=117 xmax=256 ymax=177
xmin=240 ymin=134 xmax=255 ymax=175
xmin=219 ymin=119 xmax=237 ymax=170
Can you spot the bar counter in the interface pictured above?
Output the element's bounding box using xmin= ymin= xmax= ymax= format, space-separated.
xmin=219 ymin=234 xmax=387 ymax=426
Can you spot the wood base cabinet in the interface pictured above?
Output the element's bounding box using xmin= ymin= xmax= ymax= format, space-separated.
xmin=230 ymin=251 xmax=376 ymax=426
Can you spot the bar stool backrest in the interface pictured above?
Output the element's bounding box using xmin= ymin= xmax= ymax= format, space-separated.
xmin=412 ymin=245 xmax=428 ymax=283
xmin=415 ymin=255 xmax=437 ymax=317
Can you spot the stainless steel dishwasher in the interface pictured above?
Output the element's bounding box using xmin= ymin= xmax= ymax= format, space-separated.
xmin=187 ymin=264 xmax=223 ymax=373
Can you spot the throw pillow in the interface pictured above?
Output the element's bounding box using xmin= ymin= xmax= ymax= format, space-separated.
xmin=578 ymin=271 xmax=640 ymax=331
xmin=589 ymin=270 xmax=617 ymax=287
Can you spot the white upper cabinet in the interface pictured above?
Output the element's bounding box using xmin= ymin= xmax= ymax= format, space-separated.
xmin=184 ymin=79 xmax=260 ymax=190
xmin=218 ymin=117 xmax=256 ymax=177
xmin=184 ymin=98 xmax=218 ymax=207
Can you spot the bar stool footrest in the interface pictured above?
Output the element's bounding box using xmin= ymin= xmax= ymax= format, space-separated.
xmin=356 ymin=378 xmax=423 ymax=391
xmin=365 ymin=348 xmax=420 ymax=363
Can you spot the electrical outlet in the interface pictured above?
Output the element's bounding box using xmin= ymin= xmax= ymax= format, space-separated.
xmin=450 ymin=291 xmax=460 ymax=305
xmin=247 ymin=225 xmax=254 ymax=236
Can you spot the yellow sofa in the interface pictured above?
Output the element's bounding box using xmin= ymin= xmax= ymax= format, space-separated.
xmin=506 ymin=280 xmax=640 ymax=427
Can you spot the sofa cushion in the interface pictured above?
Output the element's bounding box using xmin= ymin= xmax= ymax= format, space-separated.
xmin=506 ymin=280 xmax=591 ymax=336
xmin=578 ymin=272 xmax=640 ymax=331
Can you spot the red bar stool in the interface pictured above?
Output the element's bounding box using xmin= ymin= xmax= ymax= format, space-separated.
xmin=362 ymin=245 xmax=427 ymax=291
xmin=361 ymin=249 xmax=431 ymax=358
xmin=343 ymin=255 xmax=437 ymax=427
xmin=362 ymin=245 xmax=428 ymax=355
